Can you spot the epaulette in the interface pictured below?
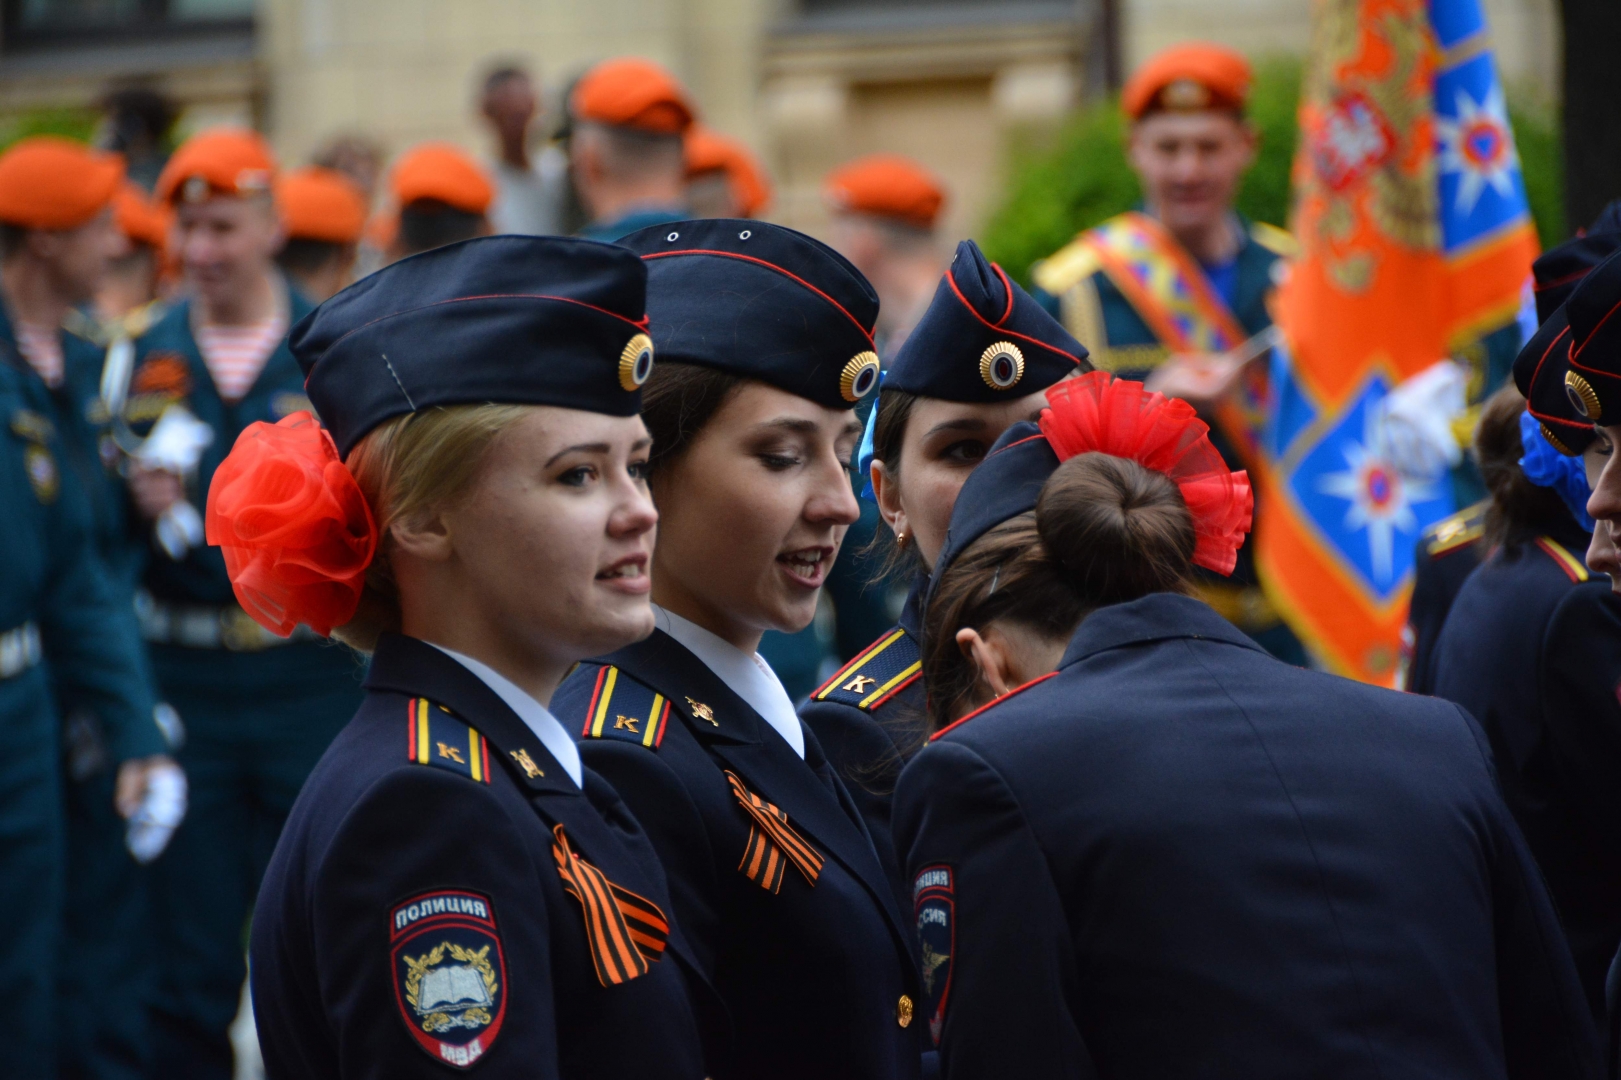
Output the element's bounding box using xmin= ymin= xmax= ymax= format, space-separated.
xmin=1423 ymin=500 xmax=1487 ymax=557
xmin=579 ymin=665 xmax=671 ymax=750
xmin=1534 ymin=536 xmax=1591 ymax=584
xmin=405 ymin=697 xmax=492 ymax=782
xmin=1249 ymin=221 xmax=1299 ymax=258
xmin=930 ymin=671 xmax=1059 ymax=742
xmin=811 ymin=627 xmax=922 ymax=712
xmin=1030 ymin=234 xmax=1102 ymax=297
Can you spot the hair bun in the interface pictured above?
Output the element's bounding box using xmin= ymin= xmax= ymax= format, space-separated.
xmin=204 ymin=412 xmax=379 ymax=637
xmin=1036 ymin=453 xmax=1196 ymax=604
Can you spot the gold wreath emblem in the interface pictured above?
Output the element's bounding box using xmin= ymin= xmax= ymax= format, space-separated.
xmin=619 ymin=334 xmax=654 ymax=391
xmin=978 ymin=341 xmax=1026 ymax=390
xmin=1565 ymin=370 xmax=1602 ymax=422
xmin=839 ymin=351 xmax=881 ymax=402
xmin=1541 ymin=423 xmax=1572 ymax=455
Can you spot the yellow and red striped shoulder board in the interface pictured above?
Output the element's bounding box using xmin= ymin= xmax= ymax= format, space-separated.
xmin=1424 ymin=500 xmax=1487 ymax=557
xmin=406 ymin=697 xmax=492 ymax=783
xmin=930 ymin=671 xmax=1059 ymax=742
xmin=580 ymin=666 xmax=671 ymax=750
xmin=1535 ymin=536 xmax=1590 ymax=583
xmin=812 ymin=626 xmax=922 ymax=712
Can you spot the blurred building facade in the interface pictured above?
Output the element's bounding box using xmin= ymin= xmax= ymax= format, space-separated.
xmin=0 ymin=0 xmax=1560 ymax=241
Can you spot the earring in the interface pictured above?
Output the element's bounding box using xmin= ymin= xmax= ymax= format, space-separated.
xmin=896 ymin=529 xmax=907 ymax=547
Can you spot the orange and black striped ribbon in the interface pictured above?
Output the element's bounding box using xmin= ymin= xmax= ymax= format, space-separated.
xmin=724 ymin=770 xmax=824 ymax=893
xmin=551 ymin=824 xmax=669 ymax=986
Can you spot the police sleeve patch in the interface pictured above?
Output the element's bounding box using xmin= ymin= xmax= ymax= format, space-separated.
xmin=579 ymin=666 xmax=670 ymax=749
xmin=390 ymin=890 xmax=507 ymax=1069
xmin=914 ymin=865 xmax=954 ymax=1046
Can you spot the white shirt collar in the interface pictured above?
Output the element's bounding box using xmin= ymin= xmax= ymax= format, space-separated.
xmin=425 ymin=642 xmax=584 ymax=788
xmin=654 ymin=605 xmax=805 ymax=759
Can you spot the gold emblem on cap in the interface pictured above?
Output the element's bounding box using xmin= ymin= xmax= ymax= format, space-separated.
xmin=840 ymin=351 xmax=881 ymax=402
xmin=181 ymin=175 xmax=211 ymax=203
xmin=1565 ymin=370 xmax=1602 ymax=422
xmin=1541 ymin=423 xmax=1572 ymax=455
xmin=978 ymin=341 xmax=1026 ymax=390
xmin=619 ymin=333 xmax=654 ymax=391
xmin=1161 ymin=78 xmax=1213 ymax=111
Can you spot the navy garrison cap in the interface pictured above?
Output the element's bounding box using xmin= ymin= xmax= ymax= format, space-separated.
xmin=1513 ymin=306 xmax=1593 ymax=454
xmin=929 ymin=420 xmax=1059 ymax=594
xmin=619 ymin=218 xmax=881 ymax=410
xmin=1560 ymin=246 xmax=1621 ymax=437
xmin=1531 ymin=200 xmax=1621 ymax=323
xmin=888 ymin=241 xmax=1090 ymax=401
xmin=292 ymin=234 xmax=654 ymax=456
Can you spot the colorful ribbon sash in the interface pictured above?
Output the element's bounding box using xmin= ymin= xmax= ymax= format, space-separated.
xmin=725 ymin=771 xmax=824 ymax=893
xmin=551 ymin=824 xmax=669 ymax=986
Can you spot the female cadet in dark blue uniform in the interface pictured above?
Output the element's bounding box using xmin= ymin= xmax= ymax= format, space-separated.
xmin=238 ymin=235 xmax=713 ymax=1078
xmin=551 ymin=219 xmax=926 ymax=1080
xmin=892 ymin=370 xmax=1602 ymax=1079
xmin=1432 ymin=368 xmax=1621 ymax=1023
xmin=797 ymin=239 xmax=1088 ymax=907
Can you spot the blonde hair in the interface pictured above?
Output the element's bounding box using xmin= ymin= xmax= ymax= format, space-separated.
xmin=333 ymin=403 xmax=533 ymax=652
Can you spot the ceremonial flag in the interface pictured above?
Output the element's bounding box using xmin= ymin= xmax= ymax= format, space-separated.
xmin=1259 ymin=0 xmax=1538 ymax=684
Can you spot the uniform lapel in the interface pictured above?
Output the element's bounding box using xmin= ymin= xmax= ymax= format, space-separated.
xmin=615 ymin=630 xmax=915 ymax=954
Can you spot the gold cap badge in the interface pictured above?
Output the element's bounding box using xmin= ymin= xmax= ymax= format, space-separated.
xmin=978 ymin=341 xmax=1026 ymax=390
xmin=839 ymin=351 xmax=881 ymax=403
xmin=619 ymin=333 xmax=654 ymax=391
xmin=1565 ymin=370 xmax=1602 ymax=422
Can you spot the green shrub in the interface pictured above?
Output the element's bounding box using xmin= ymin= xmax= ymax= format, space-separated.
xmin=0 ymin=107 xmax=99 ymax=153
xmin=982 ymin=56 xmax=1567 ymax=285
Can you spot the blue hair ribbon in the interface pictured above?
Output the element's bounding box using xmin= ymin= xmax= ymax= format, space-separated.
xmin=854 ymin=370 xmax=884 ymax=501
xmin=1518 ymin=410 xmax=1596 ymax=532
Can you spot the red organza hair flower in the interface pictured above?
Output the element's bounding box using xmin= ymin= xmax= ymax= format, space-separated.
xmin=1038 ymin=371 xmax=1253 ymax=575
xmin=204 ymin=412 xmax=379 ymax=637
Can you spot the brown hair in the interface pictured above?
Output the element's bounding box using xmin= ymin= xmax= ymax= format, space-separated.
xmin=638 ymin=360 xmax=743 ymax=477
xmin=1475 ymin=385 xmax=1568 ymax=550
xmin=333 ymin=403 xmax=532 ymax=652
xmin=861 ymin=386 xmax=924 ymax=580
xmin=921 ymin=452 xmax=1195 ymax=728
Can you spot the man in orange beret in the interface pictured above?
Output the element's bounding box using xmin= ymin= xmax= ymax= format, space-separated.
xmin=569 ymin=56 xmax=695 ymax=241
xmin=1030 ymin=41 xmax=1303 ymax=662
xmin=275 ymin=165 xmax=367 ymax=302
xmin=0 ymin=133 xmax=176 ymax=1080
xmin=685 ymin=124 xmax=771 ymax=220
xmin=823 ymin=153 xmax=948 ymax=358
xmin=131 ymin=128 xmax=366 ymax=1076
xmin=85 ymin=182 xmax=174 ymax=333
xmin=385 ymin=141 xmax=494 ymax=261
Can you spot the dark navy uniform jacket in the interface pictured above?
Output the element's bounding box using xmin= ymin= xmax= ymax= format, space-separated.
xmin=1403 ymin=500 xmax=1486 ymax=694
xmin=554 ymin=628 xmax=926 ymax=1080
xmin=1431 ymin=522 xmax=1621 ymax=1021
xmin=251 ymin=634 xmax=714 ymax=1079
xmin=797 ymin=581 xmax=926 ymax=913
xmin=894 ymin=593 xmax=1602 ymax=1080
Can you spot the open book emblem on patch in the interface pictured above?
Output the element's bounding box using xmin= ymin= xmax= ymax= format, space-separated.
xmin=390 ymin=890 xmax=507 ymax=1068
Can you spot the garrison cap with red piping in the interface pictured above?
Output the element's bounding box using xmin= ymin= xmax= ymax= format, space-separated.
xmin=155 ymin=128 xmax=277 ymax=206
xmin=1121 ymin=42 xmax=1253 ymax=121
xmin=619 ymin=217 xmax=880 ymax=411
xmin=0 ymin=136 xmax=125 ymax=230
xmin=1557 ymin=246 xmax=1621 ymax=442
xmin=571 ymin=57 xmax=696 ymax=135
xmin=822 ymin=154 xmax=945 ymax=230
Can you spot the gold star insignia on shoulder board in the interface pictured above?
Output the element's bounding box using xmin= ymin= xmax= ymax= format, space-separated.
xmin=686 ymin=697 xmax=716 ymax=725
xmin=510 ymin=748 xmax=544 ymax=778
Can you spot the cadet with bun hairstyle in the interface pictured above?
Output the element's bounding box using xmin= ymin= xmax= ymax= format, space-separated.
xmin=893 ymin=371 xmax=1602 ymax=1078
xmin=232 ymin=236 xmax=715 ymax=1078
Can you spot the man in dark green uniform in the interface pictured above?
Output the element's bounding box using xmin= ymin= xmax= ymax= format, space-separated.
xmin=1030 ymin=42 xmax=1304 ymax=661
xmin=569 ymin=57 xmax=694 ymax=242
xmin=0 ymin=135 xmax=167 ymax=1080
xmin=129 ymin=128 xmax=364 ymax=1078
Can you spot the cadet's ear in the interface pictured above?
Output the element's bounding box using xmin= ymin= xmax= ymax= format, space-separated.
xmin=871 ymin=459 xmax=907 ymax=538
xmin=956 ymin=626 xmax=1016 ymax=701
xmin=389 ymin=509 xmax=454 ymax=563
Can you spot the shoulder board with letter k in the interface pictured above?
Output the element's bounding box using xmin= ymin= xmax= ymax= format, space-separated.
xmin=812 ymin=626 xmax=921 ymax=712
xmin=406 ymin=697 xmax=492 ymax=783
xmin=581 ymin=665 xmax=671 ymax=750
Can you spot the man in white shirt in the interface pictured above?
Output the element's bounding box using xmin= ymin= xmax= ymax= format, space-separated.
xmin=480 ymin=64 xmax=564 ymax=237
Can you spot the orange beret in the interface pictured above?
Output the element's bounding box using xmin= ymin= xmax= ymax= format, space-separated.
xmin=389 ymin=143 xmax=493 ymax=216
xmin=0 ymin=136 xmax=125 ymax=231
xmin=1121 ymin=43 xmax=1252 ymax=121
xmin=113 ymin=183 xmax=171 ymax=251
xmin=571 ymin=57 xmax=695 ymax=135
xmin=685 ymin=126 xmax=772 ymax=218
xmin=277 ymin=166 xmax=368 ymax=244
xmin=822 ymin=154 xmax=945 ymax=230
xmin=156 ymin=128 xmax=277 ymax=206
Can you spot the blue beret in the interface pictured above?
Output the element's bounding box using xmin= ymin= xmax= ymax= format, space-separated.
xmin=1513 ymin=305 xmax=1593 ymax=454
xmin=619 ymin=218 xmax=881 ymax=411
xmin=1562 ymin=246 xmax=1621 ymax=434
xmin=929 ymin=420 xmax=1058 ymax=595
xmin=293 ymin=235 xmax=653 ymax=457
xmin=887 ymin=241 xmax=1090 ymax=401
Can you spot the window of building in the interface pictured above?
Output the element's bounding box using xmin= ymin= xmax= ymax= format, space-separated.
xmin=2 ymin=0 xmax=253 ymax=50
